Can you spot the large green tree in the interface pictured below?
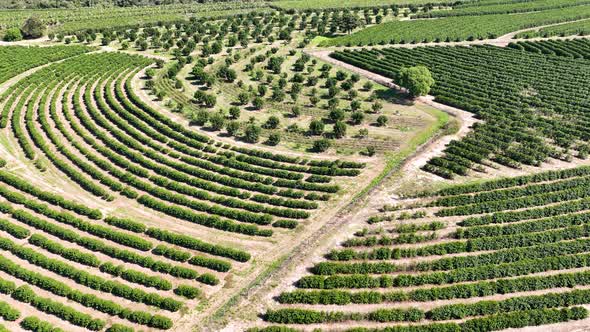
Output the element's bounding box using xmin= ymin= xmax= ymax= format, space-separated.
xmin=398 ymin=65 xmax=435 ymax=98
xmin=3 ymin=28 xmax=22 ymax=42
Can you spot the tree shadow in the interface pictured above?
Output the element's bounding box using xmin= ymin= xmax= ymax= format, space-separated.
xmin=375 ymin=88 xmax=413 ymax=106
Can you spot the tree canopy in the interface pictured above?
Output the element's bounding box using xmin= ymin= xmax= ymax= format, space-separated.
xmin=398 ymin=65 xmax=435 ymax=98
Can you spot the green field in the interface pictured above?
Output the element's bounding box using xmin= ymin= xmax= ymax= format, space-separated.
xmin=3 ymin=1 xmax=590 ymax=332
xmin=516 ymin=18 xmax=590 ymax=38
xmin=321 ymin=4 xmax=590 ymax=46
xmin=332 ymin=44 xmax=590 ymax=178
xmin=508 ymin=38 xmax=590 ymax=58
xmin=259 ymin=165 xmax=590 ymax=331
xmin=0 ymin=1 xmax=269 ymax=34
xmin=416 ymin=0 xmax=590 ymax=18
xmin=270 ymin=0 xmax=453 ymax=10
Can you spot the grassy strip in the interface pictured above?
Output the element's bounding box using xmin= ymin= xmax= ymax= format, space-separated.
xmin=352 ymin=105 xmax=450 ymax=202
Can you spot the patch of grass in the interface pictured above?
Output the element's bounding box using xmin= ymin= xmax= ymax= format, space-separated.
xmin=309 ymin=35 xmax=332 ymax=47
xmin=351 ymin=105 xmax=449 ymax=202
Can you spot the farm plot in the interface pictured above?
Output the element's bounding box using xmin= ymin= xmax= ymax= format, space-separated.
xmin=321 ymin=4 xmax=590 ymax=46
xmin=0 ymin=49 xmax=367 ymax=331
xmin=508 ymin=38 xmax=590 ymax=59
xmin=331 ymin=43 xmax=590 ymax=179
xmin=415 ymin=0 xmax=590 ymax=18
xmin=0 ymin=45 xmax=89 ymax=84
xmin=254 ymin=165 xmax=590 ymax=332
xmin=515 ymin=19 xmax=590 ymax=38
xmin=269 ymin=0 xmax=452 ymax=10
xmin=156 ymin=43 xmax=436 ymax=155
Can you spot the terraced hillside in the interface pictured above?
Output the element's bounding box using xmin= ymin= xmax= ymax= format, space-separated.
xmin=256 ymin=166 xmax=590 ymax=331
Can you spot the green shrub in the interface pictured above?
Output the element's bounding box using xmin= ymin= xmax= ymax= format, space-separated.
xmin=3 ymin=28 xmax=22 ymax=42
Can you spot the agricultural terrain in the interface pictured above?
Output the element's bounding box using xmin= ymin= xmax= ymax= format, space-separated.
xmin=1 ymin=0 xmax=590 ymax=332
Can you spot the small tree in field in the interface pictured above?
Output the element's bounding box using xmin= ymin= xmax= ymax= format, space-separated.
xmin=194 ymin=110 xmax=209 ymax=126
xmin=229 ymin=106 xmax=241 ymax=119
xmin=371 ymin=101 xmax=383 ymax=113
xmin=226 ymin=121 xmax=240 ymax=136
xmin=244 ymin=124 xmax=261 ymax=143
xmin=351 ymin=111 xmax=364 ymax=125
xmin=251 ymin=97 xmax=263 ymax=110
xmin=264 ymin=116 xmax=280 ymax=129
xmin=340 ymin=12 xmax=360 ymax=34
xmin=209 ymin=112 xmax=226 ymax=131
xmin=333 ymin=121 xmax=347 ymax=138
xmin=266 ymin=133 xmax=281 ymax=146
xmin=237 ymin=93 xmax=250 ymax=105
xmin=329 ymin=109 xmax=345 ymax=122
xmin=313 ymin=138 xmax=332 ymax=152
xmin=398 ymin=65 xmax=435 ymax=97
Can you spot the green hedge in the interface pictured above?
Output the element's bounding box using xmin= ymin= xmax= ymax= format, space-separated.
xmin=264 ymin=308 xmax=424 ymax=324
xmin=13 ymin=285 xmax=105 ymax=330
xmin=20 ymin=316 xmax=64 ymax=332
xmin=174 ymin=284 xmax=201 ymax=299
xmin=146 ymin=228 xmax=249 ymax=262
xmin=0 ymin=300 xmax=19 ymax=321
xmin=279 ymin=270 xmax=590 ymax=304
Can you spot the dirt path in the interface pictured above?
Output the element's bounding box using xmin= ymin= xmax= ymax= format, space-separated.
xmin=404 ymin=95 xmax=478 ymax=175
xmin=0 ymin=36 xmax=50 ymax=47
xmin=220 ymin=175 xmax=393 ymax=332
